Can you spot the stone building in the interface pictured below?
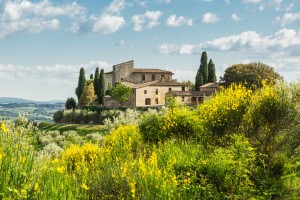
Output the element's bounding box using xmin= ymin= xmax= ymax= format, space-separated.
xmin=104 ymin=60 xmax=219 ymax=107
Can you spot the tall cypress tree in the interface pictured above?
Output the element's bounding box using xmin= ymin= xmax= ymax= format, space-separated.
xmin=94 ymin=68 xmax=100 ymax=96
xmin=208 ymin=59 xmax=217 ymax=83
xmin=98 ymin=69 xmax=105 ymax=105
xmin=75 ymin=68 xmax=86 ymax=101
xmin=195 ymin=68 xmax=202 ymax=91
xmin=200 ymin=51 xmax=208 ymax=84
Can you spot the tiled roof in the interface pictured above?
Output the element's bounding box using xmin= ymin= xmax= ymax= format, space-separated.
xmin=121 ymin=80 xmax=160 ymax=89
xmin=151 ymin=80 xmax=188 ymax=86
xmin=200 ymin=82 xmax=219 ymax=88
xmin=133 ymin=68 xmax=173 ymax=74
xmin=167 ymin=91 xmax=205 ymax=96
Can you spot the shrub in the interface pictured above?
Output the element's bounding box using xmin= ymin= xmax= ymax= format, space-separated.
xmin=53 ymin=110 xmax=64 ymax=123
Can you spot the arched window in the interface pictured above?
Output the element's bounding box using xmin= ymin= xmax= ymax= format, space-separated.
xmin=145 ymin=98 xmax=151 ymax=105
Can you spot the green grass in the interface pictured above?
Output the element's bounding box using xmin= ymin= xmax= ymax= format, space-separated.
xmin=38 ymin=122 xmax=106 ymax=136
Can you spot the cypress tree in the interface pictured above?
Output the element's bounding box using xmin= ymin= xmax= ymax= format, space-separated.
xmin=200 ymin=51 xmax=208 ymax=84
xmin=98 ymin=69 xmax=105 ymax=105
xmin=195 ymin=68 xmax=202 ymax=91
xmin=94 ymin=68 xmax=100 ymax=96
xmin=208 ymin=59 xmax=217 ymax=83
xmin=75 ymin=68 xmax=86 ymax=101
xmin=90 ymin=74 xmax=93 ymax=80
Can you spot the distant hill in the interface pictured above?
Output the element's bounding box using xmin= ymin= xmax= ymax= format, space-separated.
xmin=0 ymin=97 xmax=64 ymax=104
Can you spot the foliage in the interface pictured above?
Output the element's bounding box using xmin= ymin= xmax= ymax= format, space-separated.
xmin=79 ymin=81 xmax=96 ymax=107
xmin=75 ymin=68 xmax=86 ymax=101
xmin=110 ymin=83 xmax=131 ymax=106
xmin=208 ymin=59 xmax=217 ymax=83
xmin=98 ymin=69 xmax=105 ymax=105
xmin=220 ymin=62 xmax=283 ymax=89
xmin=182 ymin=80 xmax=195 ymax=91
xmin=65 ymin=97 xmax=76 ymax=110
xmin=93 ymin=68 xmax=100 ymax=96
xmin=53 ymin=110 xmax=64 ymax=123
xmin=198 ymin=84 xmax=252 ymax=137
xmin=200 ymin=51 xmax=208 ymax=85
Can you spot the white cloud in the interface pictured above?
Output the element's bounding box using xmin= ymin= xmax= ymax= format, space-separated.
xmin=274 ymin=12 xmax=300 ymax=27
xmin=92 ymin=14 xmax=125 ymax=34
xmin=225 ymin=0 xmax=231 ymax=4
xmin=131 ymin=10 xmax=162 ymax=32
xmin=0 ymin=60 xmax=112 ymax=100
xmin=201 ymin=12 xmax=219 ymax=23
xmin=166 ymin=15 xmax=193 ymax=27
xmin=241 ymin=0 xmax=262 ymax=3
xmin=155 ymin=0 xmax=171 ymax=3
xmin=159 ymin=28 xmax=300 ymax=54
xmin=259 ymin=0 xmax=282 ymax=11
xmin=231 ymin=13 xmax=241 ymax=21
xmin=0 ymin=0 xmax=85 ymax=38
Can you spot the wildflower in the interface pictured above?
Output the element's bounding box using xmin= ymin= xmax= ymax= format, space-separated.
xmin=52 ymin=158 xmax=59 ymax=163
xmin=57 ymin=166 xmax=66 ymax=174
xmin=81 ymin=183 xmax=89 ymax=190
xmin=1 ymin=123 xmax=8 ymax=133
xmin=130 ymin=181 xmax=136 ymax=198
xmin=34 ymin=182 xmax=39 ymax=191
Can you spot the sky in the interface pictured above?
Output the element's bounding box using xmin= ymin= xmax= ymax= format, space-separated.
xmin=0 ymin=0 xmax=300 ymax=101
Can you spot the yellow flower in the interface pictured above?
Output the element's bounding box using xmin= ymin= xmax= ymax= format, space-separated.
xmin=52 ymin=158 xmax=59 ymax=163
xmin=34 ymin=182 xmax=39 ymax=191
xmin=1 ymin=123 xmax=8 ymax=133
xmin=81 ymin=183 xmax=89 ymax=190
xmin=57 ymin=166 xmax=66 ymax=174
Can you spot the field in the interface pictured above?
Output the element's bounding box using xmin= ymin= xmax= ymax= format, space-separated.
xmin=1 ymin=82 xmax=300 ymax=199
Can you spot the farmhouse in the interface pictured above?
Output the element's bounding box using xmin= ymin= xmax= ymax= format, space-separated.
xmin=104 ymin=60 xmax=218 ymax=107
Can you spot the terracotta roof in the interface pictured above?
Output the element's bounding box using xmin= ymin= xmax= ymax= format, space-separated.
xmin=121 ymin=80 xmax=160 ymax=89
xmin=151 ymin=80 xmax=188 ymax=86
xmin=168 ymin=91 xmax=205 ymax=96
xmin=133 ymin=68 xmax=173 ymax=74
xmin=200 ymin=83 xmax=219 ymax=88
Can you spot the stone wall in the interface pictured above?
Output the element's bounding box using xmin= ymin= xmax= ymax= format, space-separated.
xmin=112 ymin=60 xmax=134 ymax=84
xmin=132 ymin=73 xmax=172 ymax=83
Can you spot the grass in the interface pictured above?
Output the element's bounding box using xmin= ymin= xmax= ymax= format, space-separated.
xmin=38 ymin=122 xmax=106 ymax=136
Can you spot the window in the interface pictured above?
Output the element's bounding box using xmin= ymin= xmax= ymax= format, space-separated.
xmin=152 ymin=74 xmax=155 ymax=81
xmin=182 ymin=86 xmax=185 ymax=91
xmin=198 ymin=97 xmax=204 ymax=103
xmin=155 ymin=98 xmax=159 ymax=104
xmin=169 ymin=88 xmax=172 ymax=91
xmin=145 ymin=98 xmax=151 ymax=105
xmin=144 ymin=90 xmax=147 ymax=94
xmin=182 ymin=96 xmax=185 ymax=102
xmin=142 ymin=74 xmax=145 ymax=81
xmin=132 ymin=89 xmax=135 ymax=94
xmin=156 ymin=89 xmax=158 ymax=95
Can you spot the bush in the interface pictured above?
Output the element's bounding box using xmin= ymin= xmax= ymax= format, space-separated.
xmin=53 ymin=110 xmax=64 ymax=123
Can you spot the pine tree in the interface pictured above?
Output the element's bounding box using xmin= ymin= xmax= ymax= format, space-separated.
xmin=75 ymin=68 xmax=86 ymax=101
xmin=94 ymin=68 xmax=100 ymax=96
xmin=208 ymin=59 xmax=217 ymax=83
xmin=98 ymin=69 xmax=105 ymax=105
xmin=200 ymin=51 xmax=208 ymax=84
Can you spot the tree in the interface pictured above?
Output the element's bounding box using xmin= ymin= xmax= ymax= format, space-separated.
xmin=65 ymin=97 xmax=76 ymax=110
xmin=90 ymin=74 xmax=93 ymax=80
xmin=208 ymin=59 xmax=217 ymax=83
xmin=98 ymin=69 xmax=105 ymax=105
xmin=200 ymin=51 xmax=208 ymax=84
xmin=182 ymin=80 xmax=195 ymax=91
xmin=79 ymin=81 xmax=96 ymax=107
xmin=75 ymin=68 xmax=86 ymax=101
xmin=195 ymin=51 xmax=208 ymax=90
xmin=111 ymin=83 xmax=131 ymax=106
xmin=94 ymin=68 xmax=100 ymax=96
xmin=220 ymin=62 xmax=283 ymax=89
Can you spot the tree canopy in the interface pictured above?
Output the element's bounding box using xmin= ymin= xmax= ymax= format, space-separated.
xmin=98 ymin=69 xmax=105 ymax=105
xmin=65 ymin=97 xmax=76 ymax=110
xmin=220 ymin=62 xmax=283 ymax=89
xmin=111 ymin=83 xmax=131 ymax=106
xmin=75 ymin=68 xmax=86 ymax=101
xmin=79 ymin=81 xmax=96 ymax=107
xmin=208 ymin=59 xmax=217 ymax=83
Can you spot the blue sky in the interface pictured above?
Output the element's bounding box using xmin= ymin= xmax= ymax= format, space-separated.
xmin=0 ymin=0 xmax=300 ymax=101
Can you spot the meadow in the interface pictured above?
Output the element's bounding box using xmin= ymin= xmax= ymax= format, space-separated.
xmin=0 ymin=82 xmax=299 ymax=199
